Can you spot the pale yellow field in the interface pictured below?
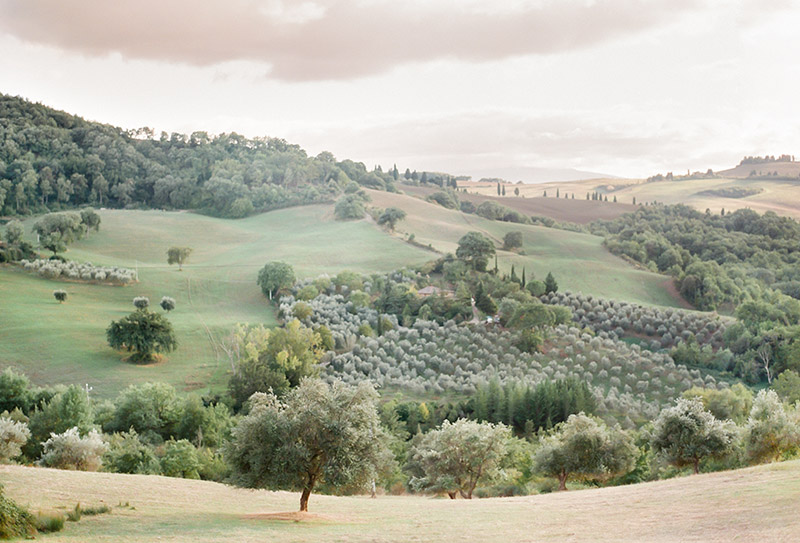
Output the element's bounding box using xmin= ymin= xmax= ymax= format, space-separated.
xmin=2 ymin=461 xmax=799 ymax=542
xmin=462 ymin=176 xmax=800 ymax=220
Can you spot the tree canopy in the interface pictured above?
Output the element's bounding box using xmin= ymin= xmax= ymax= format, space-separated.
xmin=407 ymin=419 xmax=511 ymax=499
xmin=167 ymin=247 xmax=192 ymax=271
xmin=226 ymin=379 xmax=389 ymax=512
xmin=456 ymin=232 xmax=495 ymax=271
xmin=106 ymin=309 xmax=178 ymax=363
xmin=651 ymin=398 xmax=737 ymax=474
xmin=534 ymin=413 xmax=635 ymax=491
xmin=257 ymin=261 xmax=296 ymax=300
xmin=377 ymin=207 xmax=407 ymax=231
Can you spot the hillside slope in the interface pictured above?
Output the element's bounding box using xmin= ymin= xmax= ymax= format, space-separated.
xmin=367 ymin=189 xmax=682 ymax=308
xmin=2 ymin=461 xmax=798 ymax=542
xmin=0 ymin=205 xmax=433 ymax=398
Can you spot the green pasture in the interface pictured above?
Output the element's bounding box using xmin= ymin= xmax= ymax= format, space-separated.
xmin=367 ymin=190 xmax=682 ymax=307
xmin=0 ymin=206 xmax=433 ymax=397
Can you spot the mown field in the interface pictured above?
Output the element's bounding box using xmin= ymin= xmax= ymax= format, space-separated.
xmin=0 ymin=205 xmax=433 ymax=398
xmin=461 ymin=176 xmax=800 ymax=220
xmin=367 ymin=190 xmax=682 ymax=307
xmin=2 ymin=461 xmax=799 ymax=543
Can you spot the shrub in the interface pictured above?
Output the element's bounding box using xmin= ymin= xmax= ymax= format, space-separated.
xmin=34 ymin=512 xmax=65 ymax=533
xmin=103 ymin=430 xmax=160 ymax=474
xmin=0 ymin=417 xmax=30 ymax=462
xmin=0 ymin=485 xmax=35 ymax=539
xmin=38 ymin=428 xmax=107 ymax=471
xmin=160 ymin=439 xmax=200 ymax=479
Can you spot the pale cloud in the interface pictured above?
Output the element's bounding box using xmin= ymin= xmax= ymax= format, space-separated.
xmin=0 ymin=0 xmax=698 ymax=81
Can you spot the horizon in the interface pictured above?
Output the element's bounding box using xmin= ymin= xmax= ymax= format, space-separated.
xmin=2 ymin=0 xmax=799 ymax=181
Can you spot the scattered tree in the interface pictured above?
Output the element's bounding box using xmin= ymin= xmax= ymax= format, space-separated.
xmin=503 ymin=231 xmax=523 ymax=250
xmin=257 ymin=261 xmax=296 ymax=300
xmin=167 ymin=247 xmax=193 ymax=271
xmin=107 ymin=308 xmax=178 ymax=363
xmin=544 ymin=272 xmax=558 ymax=294
xmin=377 ymin=207 xmax=407 ymax=232
xmin=160 ymin=296 xmax=176 ymax=312
xmin=745 ymin=390 xmax=800 ymax=463
xmin=53 ymin=290 xmax=67 ymax=303
xmin=534 ymin=413 xmax=636 ymax=491
xmin=407 ymin=419 xmax=512 ymax=499
xmin=133 ymin=296 xmax=150 ymax=310
xmin=456 ymin=232 xmax=495 ymax=271
xmin=651 ymin=398 xmax=737 ymax=474
xmin=2 ymin=220 xmax=24 ymax=245
xmin=227 ymin=379 xmax=389 ymax=512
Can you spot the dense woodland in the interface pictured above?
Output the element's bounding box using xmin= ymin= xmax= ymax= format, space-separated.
xmin=0 ymin=94 xmax=401 ymax=218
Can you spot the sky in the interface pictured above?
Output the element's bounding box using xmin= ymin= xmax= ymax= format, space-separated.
xmin=1 ymin=0 xmax=799 ymax=181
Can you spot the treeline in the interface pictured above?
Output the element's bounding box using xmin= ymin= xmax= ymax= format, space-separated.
xmin=0 ymin=94 xmax=401 ymax=218
xmin=739 ymin=155 xmax=795 ymax=165
xmin=591 ymin=204 xmax=800 ymax=310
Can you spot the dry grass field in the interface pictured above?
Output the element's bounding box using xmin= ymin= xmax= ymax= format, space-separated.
xmin=457 ymin=175 xmax=800 ymax=221
xmin=2 ymin=460 xmax=799 ymax=542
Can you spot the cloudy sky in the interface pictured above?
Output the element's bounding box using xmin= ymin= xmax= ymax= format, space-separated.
xmin=1 ymin=0 xmax=799 ymax=181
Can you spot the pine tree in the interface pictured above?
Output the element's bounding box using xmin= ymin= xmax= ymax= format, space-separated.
xmin=556 ymin=188 xmax=560 ymax=198
xmin=521 ymin=268 xmax=526 ymax=287
xmin=497 ymin=183 xmax=501 ymax=196
xmin=502 ymin=185 xmax=506 ymax=196
xmin=544 ymin=272 xmax=558 ymax=294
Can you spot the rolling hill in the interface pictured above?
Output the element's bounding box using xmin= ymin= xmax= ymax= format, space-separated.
xmin=2 ymin=460 xmax=798 ymax=542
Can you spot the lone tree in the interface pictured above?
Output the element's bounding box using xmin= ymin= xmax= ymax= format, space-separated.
xmin=167 ymin=247 xmax=192 ymax=271
xmin=651 ymin=398 xmax=737 ymax=474
xmin=226 ymin=379 xmax=389 ymax=512
xmin=377 ymin=207 xmax=407 ymax=232
xmin=456 ymin=232 xmax=495 ymax=271
xmin=503 ymin=231 xmax=523 ymax=250
xmin=257 ymin=261 xmax=296 ymax=300
xmin=406 ymin=419 xmax=511 ymax=499
xmin=534 ymin=413 xmax=636 ymax=491
xmin=160 ymin=296 xmax=176 ymax=312
xmin=53 ymin=290 xmax=67 ymax=303
xmin=107 ymin=308 xmax=177 ymax=363
xmin=133 ymin=296 xmax=150 ymax=310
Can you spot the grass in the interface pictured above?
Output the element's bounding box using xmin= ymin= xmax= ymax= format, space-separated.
xmin=2 ymin=461 xmax=800 ymax=542
xmin=367 ymin=189 xmax=682 ymax=307
xmin=0 ymin=205 xmax=433 ymax=398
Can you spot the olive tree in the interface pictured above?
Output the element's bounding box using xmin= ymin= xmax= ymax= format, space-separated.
xmin=257 ymin=261 xmax=295 ymax=300
xmin=167 ymin=247 xmax=192 ymax=271
xmin=160 ymin=296 xmax=176 ymax=312
xmin=226 ymin=379 xmax=389 ymax=512
xmin=2 ymin=220 xmax=24 ymax=245
xmin=0 ymin=417 xmax=30 ymax=462
xmin=534 ymin=413 xmax=636 ymax=491
xmin=745 ymin=389 xmax=800 ymax=464
xmin=33 ymin=212 xmax=87 ymax=256
xmin=651 ymin=398 xmax=737 ymax=474
xmin=377 ymin=207 xmax=407 ymax=232
xmin=106 ymin=309 xmax=177 ymax=363
xmin=406 ymin=419 xmax=511 ymax=499
xmin=53 ymin=290 xmax=67 ymax=303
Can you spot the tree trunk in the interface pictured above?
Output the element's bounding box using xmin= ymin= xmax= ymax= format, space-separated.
xmin=558 ymin=471 xmax=568 ymax=491
xmin=300 ymin=486 xmax=312 ymax=512
xmin=447 ymin=491 xmax=457 ymax=500
xmin=693 ymin=458 xmax=700 ymax=475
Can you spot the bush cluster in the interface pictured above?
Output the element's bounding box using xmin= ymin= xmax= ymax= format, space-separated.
xmin=19 ymin=258 xmax=136 ymax=284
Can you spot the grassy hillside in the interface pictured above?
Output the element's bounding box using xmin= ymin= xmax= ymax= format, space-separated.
xmin=0 ymin=205 xmax=433 ymax=398
xmin=2 ymin=461 xmax=799 ymax=542
xmin=462 ymin=176 xmax=800 ymax=220
xmin=367 ymin=190 xmax=682 ymax=307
